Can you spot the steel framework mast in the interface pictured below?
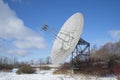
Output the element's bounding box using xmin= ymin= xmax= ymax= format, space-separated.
xmin=71 ymin=38 xmax=90 ymax=69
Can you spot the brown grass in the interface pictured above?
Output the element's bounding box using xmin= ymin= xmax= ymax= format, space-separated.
xmin=53 ymin=63 xmax=72 ymax=74
xmin=53 ymin=61 xmax=111 ymax=77
xmin=40 ymin=66 xmax=51 ymax=70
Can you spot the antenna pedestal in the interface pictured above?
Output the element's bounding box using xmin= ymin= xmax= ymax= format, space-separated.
xmin=71 ymin=38 xmax=90 ymax=71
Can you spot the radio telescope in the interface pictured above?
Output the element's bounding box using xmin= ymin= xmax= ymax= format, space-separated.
xmin=42 ymin=12 xmax=90 ymax=65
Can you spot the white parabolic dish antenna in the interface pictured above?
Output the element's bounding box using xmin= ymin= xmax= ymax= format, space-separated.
xmin=51 ymin=12 xmax=84 ymax=64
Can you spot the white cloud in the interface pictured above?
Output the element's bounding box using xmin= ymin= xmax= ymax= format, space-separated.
xmin=7 ymin=49 xmax=29 ymax=56
xmin=0 ymin=0 xmax=45 ymax=56
xmin=0 ymin=0 xmax=36 ymax=39
xmin=14 ymin=37 xmax=45 ymax=49
xmin=108 ymin=30 xmax=120 ymax=41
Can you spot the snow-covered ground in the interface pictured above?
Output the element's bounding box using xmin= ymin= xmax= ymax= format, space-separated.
xmin=0 ymin=69 xmax=118 ymax=80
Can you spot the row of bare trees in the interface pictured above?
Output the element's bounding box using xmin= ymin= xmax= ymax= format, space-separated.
xmin=90 ymin=41 xmax=120 ymax=74
xmin=91 ymin=41 xmax=120 ymax=62
xmin=0 ymin=56 xmax=51 ymax=65
xmin=0 ymin=57 xmax=17 ymax=65
xmin=29 ymin=56 xmax=51 ymax=65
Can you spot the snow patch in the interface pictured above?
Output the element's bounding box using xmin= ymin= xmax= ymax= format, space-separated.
xmin=0 ymin=69 xmax=118 ymax=80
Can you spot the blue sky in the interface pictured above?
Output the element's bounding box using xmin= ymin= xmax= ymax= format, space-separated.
xmin=0 ymin=0 xmax=120 ymax=61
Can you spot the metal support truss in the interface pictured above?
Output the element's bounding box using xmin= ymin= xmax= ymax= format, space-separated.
xmin=71 ymin=38 xmax=90 ymax=70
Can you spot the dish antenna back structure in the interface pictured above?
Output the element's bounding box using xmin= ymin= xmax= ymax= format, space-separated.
xmin=42 ymin=12 xmax=90 ymax=66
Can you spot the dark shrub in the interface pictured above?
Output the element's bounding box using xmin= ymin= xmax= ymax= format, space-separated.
xmin=0 ymin=64 xmax=14 ymax=71
xmin=17 ymin=65 xmax=35 ymax=74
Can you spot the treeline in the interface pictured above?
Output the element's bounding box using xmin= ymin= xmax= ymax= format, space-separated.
xmin=90 ymin=41 xmax=120 ymax=75
xmin=0 ymin=56 xmax=51 ymax=71
xmin=81 ymin=40 xmax=120 ymax=75
xmin=0 ymin=57 xmax=18 ymax=71
xmin=91 ymin=41 xmax=120 ymax=63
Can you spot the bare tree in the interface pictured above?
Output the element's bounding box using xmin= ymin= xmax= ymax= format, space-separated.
xmin=90 ymin=41 xmax=120 ymax=63
xmin=90 ymin=45 xmax=98 ymax=58
xmin=46 ymin=56 xmax=51 ymax=64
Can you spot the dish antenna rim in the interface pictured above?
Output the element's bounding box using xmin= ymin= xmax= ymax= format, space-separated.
xmin=51 ymin=12 xmax=84 ymax=64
